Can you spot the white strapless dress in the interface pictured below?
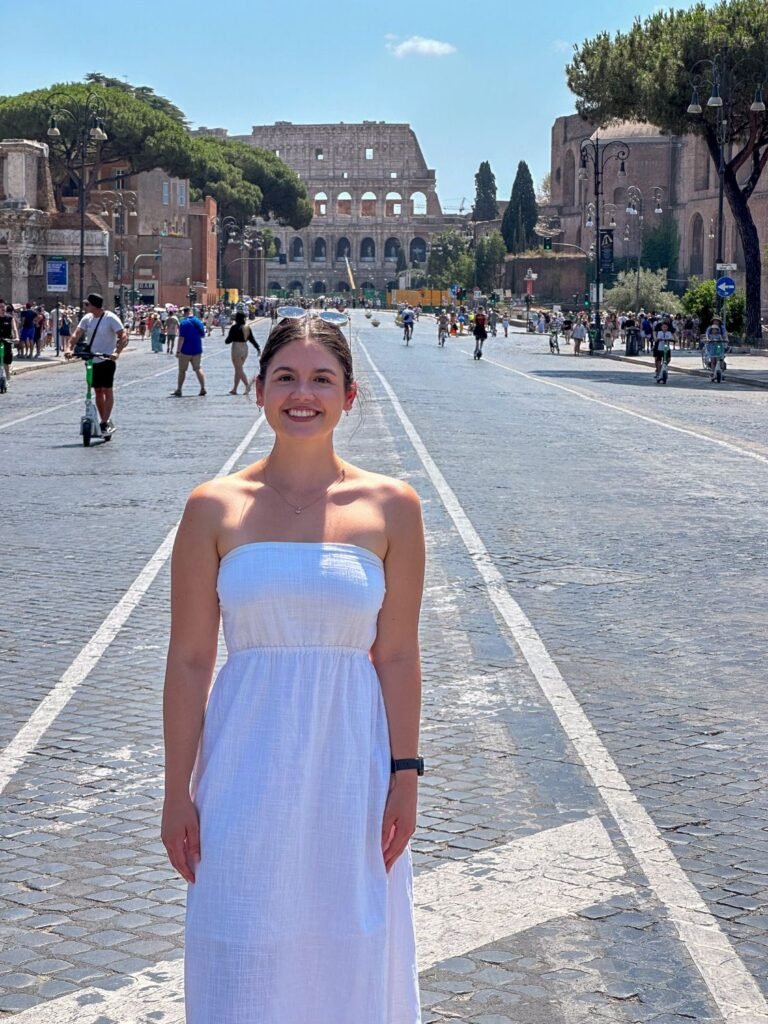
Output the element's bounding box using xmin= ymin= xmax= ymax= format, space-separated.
xmin=184 ymin=542 xmax=421 ymax=1024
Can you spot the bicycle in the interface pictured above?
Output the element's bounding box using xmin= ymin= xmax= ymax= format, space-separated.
xmin=548 ymin=329 xmax=560 ymax=355
xmin=403 ymin=321 xmax=414 ymax=345
xmin=437 ymin=325 xmax=448 ymax=347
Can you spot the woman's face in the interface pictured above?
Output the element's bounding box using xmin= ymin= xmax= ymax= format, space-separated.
xmin=256 ymin=336 xmax=356 ymax=438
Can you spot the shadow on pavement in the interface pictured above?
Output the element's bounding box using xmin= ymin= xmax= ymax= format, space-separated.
xmin=530 ymin=367 xmax=766 ymax=392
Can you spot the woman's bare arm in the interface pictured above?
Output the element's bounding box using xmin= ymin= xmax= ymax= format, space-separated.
xmin=370 ymin=483 xmax=425 ymax=871
xmin=161 ymin=484 xmax=222 ymax=881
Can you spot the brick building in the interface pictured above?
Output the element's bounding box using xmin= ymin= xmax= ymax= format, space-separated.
xmin=227 ymin=121 xmax=459 ymax=296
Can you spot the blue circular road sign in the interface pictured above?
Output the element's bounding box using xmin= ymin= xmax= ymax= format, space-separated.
xmin=716 ymin=276 xmax=736 ymax=298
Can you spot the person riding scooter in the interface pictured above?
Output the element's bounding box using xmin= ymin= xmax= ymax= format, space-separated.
xmin=703 ymin=316 xmax=728 ymax=380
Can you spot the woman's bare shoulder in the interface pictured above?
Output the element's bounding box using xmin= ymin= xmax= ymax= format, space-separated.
xmin=346 ymin=465 xmax=421 ymax=509
xmin=182 ymin=469 xmax=257 ymax=526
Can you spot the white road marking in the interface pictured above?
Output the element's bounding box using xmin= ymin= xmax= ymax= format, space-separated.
xmin=0 ymin=415 xmax=265 ymax=796
xmin=0 ymin=350 xmax=225 ymax=432
xmin=18 ymin=817 xmax=627 ymax=1024
xmin=466 ymin=346 xmax=768 ymax=467
xmin=359 ymin=338 xmax=768 ymax=1024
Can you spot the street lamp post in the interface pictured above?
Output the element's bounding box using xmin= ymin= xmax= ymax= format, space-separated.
xmin=91 ymin=189 xmax=137 ymax=315
xmin=579 ymin=134 xmax=630 ymax=350
xmin=624 ymin=185 xmax=664 ymax=311
xmin=686 ymin=51 xmax=766 ymax=310
xmin=47 ymin=92 xmax=109 ymax=315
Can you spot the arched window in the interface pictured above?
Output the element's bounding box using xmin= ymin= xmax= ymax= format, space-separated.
xmin=313 ymin=237 xmax=327 ymax=260
xmin=410 ymin=191 xmax=427 ymax=216
xmin=384 ymin=237 xmax=401 ymax=260
xmin=336 ymin=237 xmax=351 ymax=260
xmin=290 ymin=237 xmax=304 ymax=261
xmin=360 ymin=237 xmax=376 ymax=260
xmin=272 ymin=238 xmax=282 ymax=256
xmin=313 ymin=192 xmax=328 ymax=216
xmin=409 ymin=237 xmax=426 ymax=263
xmin=312 ymin=280 xmax=326 ymax=294
xmin=689 ymin=213 xmax=704 ymax=276
xmin=268 ymin=280 xmax=282 ymax=292
xmin=337 ymin=280 xmax=351 ymax=292
xmin=385 ymin=192 xmax=402 ymax=217
xmin=360 ymin=281 xmax=376 ymax=292
xmin=694 ymin=141 xmax=710 ymax=191
xmin=613 ymin=186 xmax=627 ymax=208
xmin=288 ymin=280 xmax=303 ymax=294
xmin=562 ymin=150 xmax=576 ymax=207
xmin=336 ymin=191 xmax=352 ymax=216
xmin=361 ymin=191 xmax=377 ymax=217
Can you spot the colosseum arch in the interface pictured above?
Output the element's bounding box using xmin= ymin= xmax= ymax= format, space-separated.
xmin=410 ymin=192 xmax=427 ymax=216
xmin=336 ymin=191 xmax=352 ymax=216
xmin=409 ymin=237 xmax=426 ymax=263
xmin=384 ymin=237 xmax=401 ymax=259
xmin=360 ymin=237 xmax=376 ymax=260
xmin=313 ymin=237 xmax=327 ymax=260
xmin=313 ymin=192 xmax=328 ymax=216
xmin=689 ymin=213 xmax=704 ymax=276
xmin=385 ymin=192 xmax=402 ymax=217
xmin=562 ymin=150 xmax=576 ymax=207
xmin=336 ymin=237 xmax=351 ymax=260
xmin=312 ymin=280 xmax=326 ymax=294
xmin=361 ymin=191 xmax=377 ymax=217
xmin=288 ymin=280 xmax=303 ymax=294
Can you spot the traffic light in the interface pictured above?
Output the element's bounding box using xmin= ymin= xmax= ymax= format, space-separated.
xmin=188 ymin=288 xmax=198 ymax=305
xmin=543 ymin=237 xmax=552 ymax=251
xmin=583 ymin=292 xmax=590 ymax=308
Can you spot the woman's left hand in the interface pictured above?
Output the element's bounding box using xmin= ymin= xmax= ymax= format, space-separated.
xmin=381 ymin=774 xmax=418 ymax=873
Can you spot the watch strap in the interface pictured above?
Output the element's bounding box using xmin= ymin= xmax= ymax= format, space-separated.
xmin=391 ymin=757 xmax=424 ymax=776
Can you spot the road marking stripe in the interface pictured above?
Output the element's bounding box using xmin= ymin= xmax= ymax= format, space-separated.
xmin=359 ymin=338 xmax=768 ymax=1023
xmin=0 ymin=415 xmax=265 ymax=796
xmin=0 ymin=350 xmax=225 ymax=432
xmin=17 ymin=817 xmax=627 ymax=1023
xmin=467 ymin=347 xmax=768 ymax=467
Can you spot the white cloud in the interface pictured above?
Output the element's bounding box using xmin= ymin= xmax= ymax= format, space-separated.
xmin=386 ymin=35 xmax=457 ymax=59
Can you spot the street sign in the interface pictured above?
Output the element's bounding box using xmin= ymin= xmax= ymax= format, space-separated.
xmin=46 ymin=257 xmax=68 ymax=293
xmin=599 ymin=228 xmax=614 ymax=271
xmin=473 ymin=287 xmax=481 ymax=299
xmin=716 ymin=262 xmax=737 ymax=273
xmin=716 ymin=276 xmax=736 ymax=298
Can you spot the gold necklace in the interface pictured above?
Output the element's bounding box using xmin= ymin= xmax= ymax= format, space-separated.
xmin=263 ymin=465 xmax=346 ymax=515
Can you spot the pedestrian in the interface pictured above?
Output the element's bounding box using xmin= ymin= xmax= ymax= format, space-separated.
xmin=66 ymin=293 xmax=128 ymax=435
xmin=60 ymin=308 xmax=72 ymax=354
xmin=204 ymin=308 xmax=215 ymax=336
xmin=0 ymin=301 xmax=18 ymax=387
xmin=151 ymin=317 xmax=166 ymax=353
xmin=18 ymin=303 xmax=36 ymax=358
xmin=165 ymin=311 xmax=180 ymax=354
xmin=473 ymin=306 xmax=488 ymax=360
xmin=572 ymin=317 xmax=587 ymax=355
xmin=172 ymin=306 xmax=207 ymax=397
xmin=224 ymin=311 xmax=260 ymax=394
xmin=501 ymin=312 xmax=509 ymax=338
xmin=162 ymin=311 xmax=424 ymax=1023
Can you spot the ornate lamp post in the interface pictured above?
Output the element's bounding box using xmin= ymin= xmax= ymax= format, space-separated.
xmin=579 ymin=134 xmax=630 ymax=349
xmin=686 ymin=51 xmax=766 ymax=309
xmin=91 ymin=189 xmax=137 ymax=314
xmin=624 ymin=185 xmax=664 ymax=311
xmin=46 ymin=92 xmax=109 ymax=314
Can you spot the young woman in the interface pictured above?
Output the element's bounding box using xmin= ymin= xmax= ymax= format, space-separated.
xmin=162 ymin=313 xmax=424 ymax=1023
xmin=224 ymin=310 xmax=261 ymax=394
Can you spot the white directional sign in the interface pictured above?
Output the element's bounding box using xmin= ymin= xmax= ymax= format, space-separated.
xmin=17 ymin=817 xmax=629 ymax=1024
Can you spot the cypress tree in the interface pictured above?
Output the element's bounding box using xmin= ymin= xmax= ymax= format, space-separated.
xmin=472 ymin=161 xmax=499 ymax=222
xmin=501 ymin=161 xmax=539 ymax=253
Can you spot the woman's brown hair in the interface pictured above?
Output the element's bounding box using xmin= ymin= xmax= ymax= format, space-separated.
xmin=257 ymin=317 xmax=355 ymax=390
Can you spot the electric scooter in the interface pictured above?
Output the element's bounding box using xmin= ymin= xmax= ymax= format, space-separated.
xmin=702 ymin=341 xmax=728 ymax=383
xmin=0 ymin=342 xmax=7 ymax=394
xmin=655 ymin=340 xmax=671 ymax=384
xmin=77 ymin=355 xmax=113 ymax=446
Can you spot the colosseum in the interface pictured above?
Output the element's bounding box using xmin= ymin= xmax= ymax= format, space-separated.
xmin=233 ymin=121 xmax=459 ymax=297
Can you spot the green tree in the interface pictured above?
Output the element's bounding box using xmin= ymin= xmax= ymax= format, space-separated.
xmin=603 ymin=268 xmax=683 ymax=313
xmin=681 ymin=277 xmax=745 ymax=334
xmin=641 ymin=218 xmax=680 ymax=283
xmin=85 ymin=73 xmax=189 ymax=126
xmin=474 ymin=231 xmax=507 ymax=292
xmin=566 ymin=0 xmax=768 ymax=339
xmin=426 ymin=229 xmax=474 ymax=288
xmin=472 ymin=161 xmax=498 ymax=221
xmin=0 ymin=83 xmax=311 ymax=228
xmin=536 ymin=172 xmax=552 ymax=205
xmin=501 ymin=161 xmax=538 ymax=253
xmin=396 ymin=246 xmax=408 ymax=275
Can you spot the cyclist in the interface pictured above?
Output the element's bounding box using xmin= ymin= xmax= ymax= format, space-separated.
xmin=437 ymin=310 xmax=449 ymax=346
xmin=703 ymin=316 xmax=727 ymax=379
xmin=488 ymin=308 xmax=498 ymax=337
xmin=653 ymin=320 xmax=674 ymax=382
xmin=401 ymin=305 xmax=415 ymax=343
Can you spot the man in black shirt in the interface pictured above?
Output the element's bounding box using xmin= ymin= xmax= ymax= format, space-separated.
xmin=0 ymin=302 xmax=18 ymax=388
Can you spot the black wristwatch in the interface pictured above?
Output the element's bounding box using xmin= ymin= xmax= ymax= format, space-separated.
xmin=391 ymin=757 xmax=425 ymax=776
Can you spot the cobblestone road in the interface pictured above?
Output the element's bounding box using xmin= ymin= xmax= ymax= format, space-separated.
xmin=1 ymin=313 xmax=767 ymax=1022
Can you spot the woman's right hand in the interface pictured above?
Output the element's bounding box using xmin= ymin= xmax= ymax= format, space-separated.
xmin=161 ymin=794 xmax=200 ymax=884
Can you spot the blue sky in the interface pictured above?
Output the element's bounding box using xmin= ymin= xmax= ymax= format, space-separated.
xmin=7 ymin=0 xmax=680 ymax=211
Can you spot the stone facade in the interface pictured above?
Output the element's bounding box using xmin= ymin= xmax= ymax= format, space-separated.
xmin=230 ymin=121 xmax=457 ymax=295
xmin=546 ymin=115 xmax=768 ymax=309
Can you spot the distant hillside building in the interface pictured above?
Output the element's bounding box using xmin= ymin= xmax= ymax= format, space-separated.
xmin=226 ymin=121 xmax=459 ymax=296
